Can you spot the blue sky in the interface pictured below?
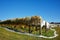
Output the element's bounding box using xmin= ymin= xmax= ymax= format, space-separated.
xmin=0 ymin=0 xmax=60 ymax=22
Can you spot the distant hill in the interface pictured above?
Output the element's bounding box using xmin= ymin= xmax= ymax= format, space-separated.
xmin=50 ymin=22 xmax=60 ymax=24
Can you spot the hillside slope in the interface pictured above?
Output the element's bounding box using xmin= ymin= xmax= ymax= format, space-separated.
xmin=0 ymin=26 xmax=60 ymax=40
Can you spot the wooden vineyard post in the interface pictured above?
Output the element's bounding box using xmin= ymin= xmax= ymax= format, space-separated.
xmin=45 ymin=22 xmax=47 ymax=33
xmin=29 ymin=25 xmax=31 ymax=33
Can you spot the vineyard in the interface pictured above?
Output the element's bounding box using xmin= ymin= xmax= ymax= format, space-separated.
xmin=0 ymin=16 xmax=54 ymax=37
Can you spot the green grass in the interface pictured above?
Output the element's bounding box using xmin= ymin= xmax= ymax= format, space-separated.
xmin=32 ymin=29 xmax=54 ymax=36
xmin=42 ymin=29 xmax=54 ymax=37
xmin=0 ymin=26 xmax=60 ymax=40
